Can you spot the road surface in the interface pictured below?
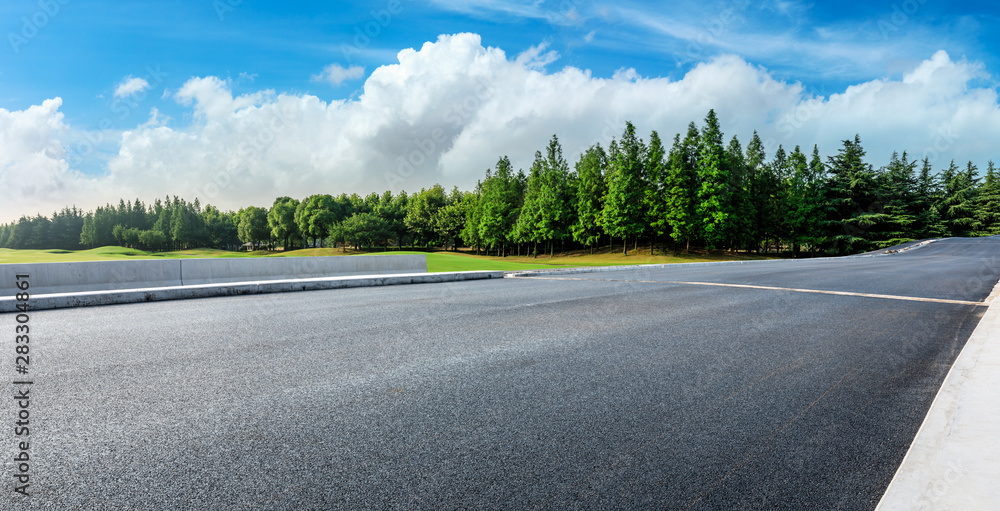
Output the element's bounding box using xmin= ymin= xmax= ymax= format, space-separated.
xmin=2 ymin=237 xmax=998 ymax=509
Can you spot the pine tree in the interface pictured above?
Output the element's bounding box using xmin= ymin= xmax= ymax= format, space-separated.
xmin=939 ymin=160 xmax=979 ymax=237
xmin=784 ymin=146 xmax=823 ymax=256
xmin=911 ymin=157 xmax=947 ymax=238
xmin=873 ymin=151 xmax=918 ymax=247
xmin=665 ymin=125 xmax=700 ymax=251
xmin=644 ymin=131 xmax=668 ymax=254
xmin=976 ymin=161 xmax=1000 ymax=236
xmin=763 ymin=145 xmax=788 ymax=253
xmin=478 ymin=156 xmax=521 ymax=256
xmin=572 ymin=144 xmax=607 ymax=253
xmin=601 ymin=121 xmax=646 ymax=255
xmin=823 ymin=135 xmax=882 ymax=254
xmin=745 ymin=131 xmax=769 ymax=252
xmin=723 ymin=136 xmax=753 ymax=252
xmin=696 ymin=110 xmax=731 ymax=249
xmin=514 ymin=152 xmax=545 ymax=254
xmin=538 ymin=135 xmax=575 ymax=256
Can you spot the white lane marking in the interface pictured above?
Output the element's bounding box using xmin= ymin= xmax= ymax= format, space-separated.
xmin=508 ymin=276 xmax=986 ymax=306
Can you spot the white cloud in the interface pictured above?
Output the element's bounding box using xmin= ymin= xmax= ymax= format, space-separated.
xmin=312 ymin=63 xmax=365 ymax=86
xmin=114 ymin=76 xmax=151 ymax=99
xmin=428 ymin=0 xmax=586 ymax=26
xmin=0 ymin=99 xmax=109 ymax=220
xmin=515 ymin=42 xmax=560 ymax=70
xmin=2 ymin=34 xmax=999 ymax=223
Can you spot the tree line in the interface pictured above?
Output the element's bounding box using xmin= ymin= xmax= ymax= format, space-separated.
xmin=2 ymin=110 xmax=997 ymax=256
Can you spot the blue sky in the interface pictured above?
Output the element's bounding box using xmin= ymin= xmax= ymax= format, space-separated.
xmin=1 ymin=0 xmax=999 ymax=219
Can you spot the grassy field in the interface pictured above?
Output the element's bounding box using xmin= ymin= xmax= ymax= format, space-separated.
xmin=0 ymin=246 xmax=782 ymax=272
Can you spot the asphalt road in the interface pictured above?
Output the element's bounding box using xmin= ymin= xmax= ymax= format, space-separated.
xmin=3 ymin=237 xmax=999 ymax=510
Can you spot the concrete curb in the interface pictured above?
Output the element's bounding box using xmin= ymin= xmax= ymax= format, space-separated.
xmin=0 ymin=271 xmax=504 ymax=312
xmin=0 ymin=254 xmax=427 ymax=296
xmin=876 ymin=278 xmax=1000 ymax=510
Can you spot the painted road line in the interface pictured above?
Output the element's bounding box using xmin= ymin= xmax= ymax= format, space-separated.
xmin=507 ymin=276 xmax=986 ymax=307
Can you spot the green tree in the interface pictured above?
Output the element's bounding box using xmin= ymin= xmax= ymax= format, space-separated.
xmin=976 ymin=161 xmax=1000 ymax=236
xmin=236 ymin=206 xmax=270 ymax=250
xmin=537 ymin=134 xmax=576 ymax=256
xmin=202 ymin=205 xmax=240 ymax=249
xmin=724 ymin=135 xmax=753 ymax=252
xmin=138 ymin=229 xmax=168 ymax=251
xmin=602 ymin=121 xmax=646 ymax=255
xmin=644 ymin=131 xmax=668 ymax=254
xmin=938 ymin=161 xmax=980 ymax=237
xmin=435 ymin=187 xmax=466 ymax=251
xmin=513 ymin=151 xmax=546 ymax=254
xmin=871 ymin=151 xmax=918 ymax=247
xmin=295 ymin=194 xmax=339 ymax=247
xmin=781 ymin=146 xmax=825 ymax=256
xmin=744 ymin=131 xmax=772 ymax=252
xmin=695 ymin=109 xmax=731 ymax=249
xmin=268 ymin=196 xmax=301 ymax=250
xmin=821 ymin=135 xmax=884 ymax=254
xmin=572 ymin=144 xmax=607 ymax=253
xmin=337 ymin=212 xmax=392 ymax=250
xmin=665 ymin=125 xmax=700 ymax=251
xmin=405 ymin=184 xmax=447 ymax=247
xmin=911 ymin=158 xmax=947 ymax=239
xmin=460 ymin=183 xmax=483 ymax=254
xmin=478 ymin=156 xmax=522 ymax=256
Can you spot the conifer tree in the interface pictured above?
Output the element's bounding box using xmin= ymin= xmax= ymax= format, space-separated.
xmin=478 ymin=156 xmax=521 ymax=256
xmin=601 ymin=121 xmax=646 ymax=255
xmin=696 ymin=110 xmax=730 ymax=249
xmin=665 ymin=124 xmax=700 ymax=251
xmin=976 ymin=161 xmax=1000 ymax=236
xmin=644 ymin=131 xmax=668 ymax=254
xmin=572 ymin=144 xmax=607 ymax=253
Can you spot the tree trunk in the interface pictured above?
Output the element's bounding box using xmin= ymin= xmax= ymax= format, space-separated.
xmin=623 ymin=237 xmax=628 ymax=256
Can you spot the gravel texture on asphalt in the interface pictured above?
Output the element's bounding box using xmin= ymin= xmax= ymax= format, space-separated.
xmin=1 ymin=237 xmax=998 ymax=510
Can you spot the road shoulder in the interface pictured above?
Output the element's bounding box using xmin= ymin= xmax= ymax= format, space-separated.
xmin=876 ymin=279 xmax=1000 ymax=510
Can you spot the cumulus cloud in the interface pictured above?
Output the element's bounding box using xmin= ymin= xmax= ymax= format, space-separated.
xmin=312 ymin=63 xmax=365 ymax=86
xmin=0 ymin=99 xmax=109 ymax=219
xmin=114 ymin=76 xmax=151 ymax=99
xmin=2 ymin=34 xmax=999 ymax=223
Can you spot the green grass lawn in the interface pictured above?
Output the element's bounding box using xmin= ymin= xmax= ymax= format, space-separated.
xmin=0 ymin=246 xmax=262 ymax=263
xmin=0 ymin=246 xmax=783 ymax=272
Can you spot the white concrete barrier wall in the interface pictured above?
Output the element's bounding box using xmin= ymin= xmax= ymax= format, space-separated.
xmin=0 ymin=254 xmax=426 ymax=295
